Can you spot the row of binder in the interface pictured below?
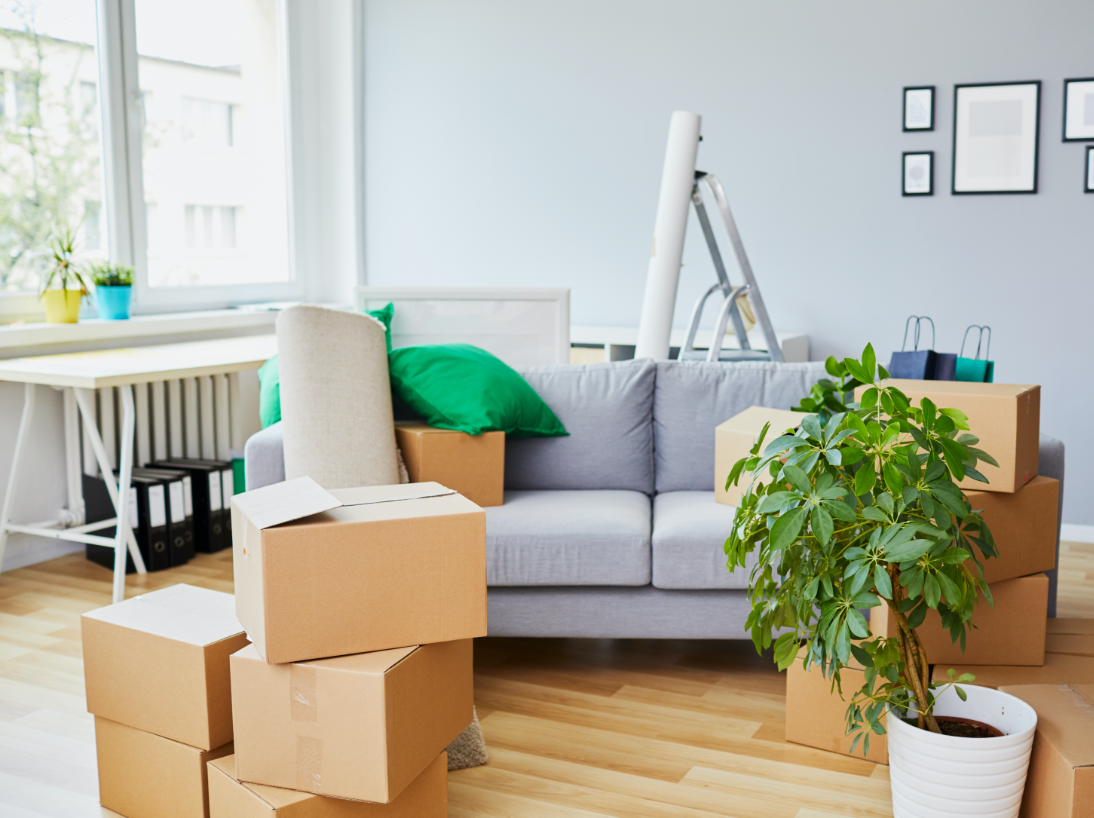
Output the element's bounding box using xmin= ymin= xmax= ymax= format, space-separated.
xmin=85 ymin=458 xmax=236 ymax=573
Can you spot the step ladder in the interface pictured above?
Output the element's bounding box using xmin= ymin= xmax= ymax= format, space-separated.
xmin=677 ymin=171 xmax=784 ymax=363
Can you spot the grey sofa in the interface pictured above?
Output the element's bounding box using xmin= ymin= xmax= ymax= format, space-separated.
xmin=244 ymin=360 xmax=1067 ymax=637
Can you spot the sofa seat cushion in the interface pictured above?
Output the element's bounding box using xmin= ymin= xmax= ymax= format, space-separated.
xmin=506 ymin=360 xmax=655 ymax=493
xmin=485 ymin=490 xmax=651 ymax=586
xmin=652 ymin=491 xmax=757 ymax=590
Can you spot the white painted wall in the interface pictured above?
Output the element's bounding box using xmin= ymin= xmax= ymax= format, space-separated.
xmin=362 ymin=0 xmax=1094 ymax=523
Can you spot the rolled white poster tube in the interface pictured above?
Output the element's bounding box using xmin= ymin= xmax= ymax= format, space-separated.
xmin=635 ymin=111 xmax=701 ymax=361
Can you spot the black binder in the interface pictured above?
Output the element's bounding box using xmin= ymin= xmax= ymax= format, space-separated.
xmin=83 ymin=473 xmax=171 ymax=573
xmin=149 ymin=459 xmax=230 ymax=552
xmin=133 ymin=467 xmax=194 ymax=566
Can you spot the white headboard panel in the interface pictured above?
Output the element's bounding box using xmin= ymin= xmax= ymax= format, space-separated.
xmin=354 ymin=287 xmax=570 ymax=366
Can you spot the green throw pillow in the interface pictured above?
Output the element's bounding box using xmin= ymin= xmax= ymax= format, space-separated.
xmin=257 ymin=303 xmax=394 ymax=429
xmin=388 ymin=344 xmax=567 ymax=437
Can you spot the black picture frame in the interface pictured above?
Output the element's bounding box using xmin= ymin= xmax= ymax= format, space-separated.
xmin=952 ymin=81 xmax=1041 ymax=195
xmin=1063 ymin=77 xmax=1094 ymax=142
xmin=1086 ymin=146 xmax=1094 ymax=193
xmin=903 ymin=151 xmax=933 ymax=196
xmin=903 ymin=86 xmax=935 ymax=131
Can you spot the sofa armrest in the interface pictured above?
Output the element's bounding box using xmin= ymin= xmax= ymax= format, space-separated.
xmin=1039 ymin=434 xmax=1065 ymax=618
xmin=244 ymin=422 xmax=285 ymax=491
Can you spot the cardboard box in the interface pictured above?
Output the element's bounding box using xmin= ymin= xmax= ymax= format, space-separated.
xmin=855 ymin=380 xmax=1039 ymax=493
xmin=230 ymin=639 xmax=472 ymax=803
xmin=1047 ymin=634 xmax=1094 ymax=658
xmin=968 ymin=476 xmax=1058 ymax=585
xmin=872 ymin=574 xmax=1048 ymax=666
xmin=395 ymin=423 xmax=504 ymax=508
xmin=95 ymin=716 xmax=233 ymax=818
xmin=1048 ymin=619 xmax=1094 ymax=636
xmin=715 ymin=406 xmax=806 ymax=506
xmin=932 ymin=651 xmax=1094 ymax=688
xmin=208 ymin=753 xmax=448 ymax=817
xmin=231 ymin=478 xmax=486 ymax=664
xmin=996 ymin=685 xmax=1094 ymax=818
xmin=785 ymin=650 xmax=888 ymax=764
xmin=82 ymin=584 xmax=249 ymax=750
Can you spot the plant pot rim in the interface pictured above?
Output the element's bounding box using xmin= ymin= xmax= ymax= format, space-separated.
xmin=886 ymin=684 xmax=1037 ymax=746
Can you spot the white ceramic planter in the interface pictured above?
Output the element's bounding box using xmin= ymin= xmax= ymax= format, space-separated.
xmin=886 ymin=684 xmax=1037 ymax=818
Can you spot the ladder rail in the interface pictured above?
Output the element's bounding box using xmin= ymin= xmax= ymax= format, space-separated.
xmin=691 ymin=187 xmax=751 ymax=349
xmin=696 ymin=172 xmax=784 ymax=362
xmin=707 ymin=284 xmax=752 ymax=362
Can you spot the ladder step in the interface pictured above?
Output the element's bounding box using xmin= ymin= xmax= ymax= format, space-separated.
xmin=678 ymin=349 xmax=775 ymax=363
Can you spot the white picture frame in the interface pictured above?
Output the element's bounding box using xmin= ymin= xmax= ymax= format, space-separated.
xmin=952 ymin=81 xmax=1041 ymax=195
xmin=1063 ymin=78 xmax=1094 ymax=142
xmin=903 ymin=86 xmax=935 ymax=131
xmin=903 ymin=152 xmax=933 ymax=196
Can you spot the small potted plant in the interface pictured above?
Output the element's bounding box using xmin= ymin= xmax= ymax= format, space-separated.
xmin=39 ymin=228 xmax=89 ymax=324
xmin=89 ymin=262 xmax=135 ymax=320
xmin=725 ymin=344 xmax=1038 ymax=817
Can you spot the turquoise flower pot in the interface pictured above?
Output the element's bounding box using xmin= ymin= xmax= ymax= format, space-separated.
xmin=96 ymin=286 xmax=132 ymax=320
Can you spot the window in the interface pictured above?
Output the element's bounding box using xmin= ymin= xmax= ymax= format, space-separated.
xmin=0 ymin=2 xmax=105 ymax=293
xmin=0 ymin=0 xmax=298 ymax=309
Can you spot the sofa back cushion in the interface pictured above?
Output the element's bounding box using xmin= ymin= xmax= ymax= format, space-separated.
xmin=654 ymin=360 xmax=827 ymax=493
xmin=505 ymin=360 xmax=655 ymax=493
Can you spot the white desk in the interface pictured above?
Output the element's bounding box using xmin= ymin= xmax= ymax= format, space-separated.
xmin=570 ymin=325 xmax=810 ymax=362
xmin=0 ymin=335 xmax=276 ymax=602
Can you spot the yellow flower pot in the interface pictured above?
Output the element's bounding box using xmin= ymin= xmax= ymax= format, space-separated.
xmin=42 ymin=289 xmax=83 ymax=324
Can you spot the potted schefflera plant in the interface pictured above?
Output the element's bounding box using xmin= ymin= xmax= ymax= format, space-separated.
xmin=39 ymin=228 xmax=90 ymax=324
xmin=89 ymin=263 xmax=135 ymax=320
xmin=724 ymin=344 xmax=1038 ymax=818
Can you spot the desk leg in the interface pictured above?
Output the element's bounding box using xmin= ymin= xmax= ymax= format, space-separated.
xmin=0 ymin=384 xmax=35 ymax=575
xmin=73 ymin=388 xmax=146 ymax=595
xmin=112 ymin=386 xmax=136 ymax=603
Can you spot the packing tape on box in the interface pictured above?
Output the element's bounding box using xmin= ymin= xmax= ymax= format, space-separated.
xmin=297 ymin=736 xmax=323 ymax=793
xmin=338 ymin=488 xmax=457 ymax=507
xmin=290 ymin=665 xmax=317 ymax=722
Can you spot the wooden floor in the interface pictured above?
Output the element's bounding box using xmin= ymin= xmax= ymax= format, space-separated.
xmin=1 ymin=544 xmax=1091 ymax=818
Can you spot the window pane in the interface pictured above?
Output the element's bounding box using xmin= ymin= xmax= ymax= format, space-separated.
xmin=136 ymin=0 xmax=291 ymax=288
xmin=0 ymin=1 xmax=106 ymax=292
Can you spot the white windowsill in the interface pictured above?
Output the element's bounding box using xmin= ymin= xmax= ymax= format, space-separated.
xmin=0 ymin=308 xmax=280 ymax=356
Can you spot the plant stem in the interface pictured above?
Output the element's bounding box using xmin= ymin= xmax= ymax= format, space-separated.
xmin=886 ymin=566 xmax=941 ymax=734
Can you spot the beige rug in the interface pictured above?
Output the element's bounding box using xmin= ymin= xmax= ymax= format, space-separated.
xmin=447 ymin=708 xmax=489 ymax=770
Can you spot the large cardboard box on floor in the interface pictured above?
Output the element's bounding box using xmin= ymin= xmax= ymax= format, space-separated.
xmin=932 ymin=631 xmax=1094 ymax=688
xmin=996 ymin=685 xmax=1094 ymax=818
xmin=231 ymin=477 xmax=486 ymax=664
xmin=715 ymin=406 xmax=806 ymax=506
xmin=968 ymin=476 xmax=1058 ymax=585
xmin=785 ymin=648 xmax=888 ymax=764
xmin=855 ymin=380 xmax=1039 ymax=493
xmin=395 ymin=422 xmax=504 ymax=507
xmin=95 ymin=716 xmax=233 ymax=818
xmin=82 ymin=584 xmax=249 ymax=750
xmin=872 ymin=574 xmax=1048 ymax=666
xmin=208 ymin=753 xmax=448 ymax=817
xmin=231 ymin=639 xmax=472 ymax=803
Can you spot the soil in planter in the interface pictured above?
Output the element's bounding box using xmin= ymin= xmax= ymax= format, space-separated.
xmin=935 ymin=716 xmax=1004 ymax=738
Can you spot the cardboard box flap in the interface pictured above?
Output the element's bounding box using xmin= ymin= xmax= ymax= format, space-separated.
xmin=232 ymin=476 xmax=343 ymax=530
xmin=330 ymin=482 xmax=457 ymax=507
xmin=209 ymin=755 xmax=313 ymax=809
xmin=999 ymin=685 xmax=1094 ymax=768
xmin=82 ymin=584 xmax=243 ymax=648
xmin=880 ymin=379 xmax=1038 ymax=399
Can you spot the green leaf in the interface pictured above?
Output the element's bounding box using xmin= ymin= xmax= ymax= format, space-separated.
xmin=938 ymin=438 xmax=967 ymax=482
xmin=862 ymin=506 xmax=888 ymax=523
xmin=726 ymin=458 xmax=747 ymax=490
xmin=812 ymin=505 xmax=834 ymax=545
xmin=883 ymin=463 xmax=904 ymax=496
xmin=877 ymin=492 xmax=895 ymax=516
xmin=924 ymin=574 xmax=942 ymax=608
xmin=757 ymin=491 xmax=798 ymax=514
xmin=885 ymin=539 xmax=933 ymax=562
xmin=835 ymin=621 xmax=852 ymax=664
xmin=861 ymin=343 xmax=876 ymax=381
xmin=847 ymin=609 xmax=869 ymax=638
xmin=825 ymin=355 xmax=843 ymax=378
xmin=967 ymin=447 xmax=1000 ymax=468
xmin=770 ymin=507 xmax=807 ymax=551
xmin=784 ymin=464 xmax=812 ymax=494
xmin=774 ymin=633 xmax=800 ymax=670
xmin=936 ymin=570 xmax=963 ymax=607
xmin=825 ymin=498 xmax=858 ymax=522
xmin=839 ymin=446 xmax=865 ymax=465
xmin=824 ymin=448 xmax=842 ymax=466
xmin=874 ymin=564 xmax=893 ymax=599
xmin=854 ymin=463 xmax=876 ymax=496
xmin=878 ymin=364 xmax=890 ymax=379
xmin=955 ymin=686 xmax=967 ymax=702
xmin=844 ymin=358 xmax=871 ymax=385
xmin=860 ymin=387 xmax=878 ymax=410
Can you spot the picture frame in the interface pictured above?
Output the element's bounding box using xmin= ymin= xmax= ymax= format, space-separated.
xmin=1086 ymin=146 xmax=1094 ymax=193
xmin=903 ymin=86 xmax=935 ymax=131
xmin=952 ymin=81 xmax=1040 ymax=195
xmin=903 ymin=151 xmax=933 ymax=196
xmin=1064 ymin=78 xmax=1094 ymax=142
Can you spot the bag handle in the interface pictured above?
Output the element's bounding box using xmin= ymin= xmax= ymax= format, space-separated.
xmin=901 ymin=315 xmax=935 ymax=352
xmin=960 ymin=325 xmax=992 ymax=360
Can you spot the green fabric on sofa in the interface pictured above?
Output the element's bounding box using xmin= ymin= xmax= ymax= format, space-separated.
xmin=388 ymin=344 xmax=567 ymax=437
xmin=257 ymin=303 xmax=394 ymax=429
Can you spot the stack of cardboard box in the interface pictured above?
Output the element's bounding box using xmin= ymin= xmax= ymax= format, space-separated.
xmin=82 ymin=474 xmax=488 ymax=817
xmin=217 ymin=476 xmax=487 ymax=816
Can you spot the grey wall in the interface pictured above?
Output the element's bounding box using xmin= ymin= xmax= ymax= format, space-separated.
xmin=363 ymin=0 xmax=1094 ymax=523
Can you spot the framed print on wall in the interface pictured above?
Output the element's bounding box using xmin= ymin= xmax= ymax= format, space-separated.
xmin=952 ymin=81 xmax=1040 ymax=194
xmin=903 ymin=151 xmax=933 ymax=196
xmin=1063 ymin=78 xmax=1094 ymax=141
xmin=1086 ymin=146 xmax=1094 ymax=193
xmin=904 ymin=86 xmax=935 ymax=131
